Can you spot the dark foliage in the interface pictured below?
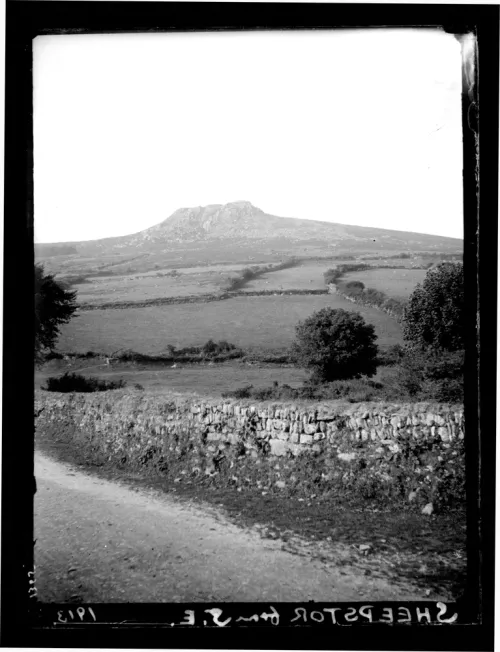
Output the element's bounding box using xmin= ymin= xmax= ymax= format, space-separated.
xmin=335 ymin=279 xmax=406 ymax=321
xmin=242 ymin=352 xmax=292 ymax=364
xmin=292 ymin=308 xmax=379 ymax=382
xmin=223 ymin=384 xmax=255 ymax=399
xmin=377 ymin=344 xmax=406 ymax=366
xmin=223 ymin=378 xmax=385 ymax=402
xmin=391 ymin=349 xmax=464 ymax=403
xmin=344 ymin=280 xmax=365 ymax=293
xmin=402 ymin=262 xmax=464 ymax=351
xmin=224 ymin=258 xmax=299 ymax=291
xmin=35 ymin=264 xmax=78 ymax=363
xmin=43 ymin=373 xmax=126 ymax=393
xmin=114 ymin=341 xmax=243 ymax=363
xmin=323 ymin=263 xmax=374 ymax=287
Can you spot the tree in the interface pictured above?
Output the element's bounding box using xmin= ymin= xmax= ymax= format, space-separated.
xmin=34 ymin=264 xmax=78 ymax=363
xmin=402 ymin=262 xmax=464 ymax=351
xmin=292 ymin=308 xmax=379 ymax=382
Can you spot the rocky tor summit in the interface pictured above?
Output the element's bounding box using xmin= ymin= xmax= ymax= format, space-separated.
xmin=37 ymin=201 xmax=463 ymax=261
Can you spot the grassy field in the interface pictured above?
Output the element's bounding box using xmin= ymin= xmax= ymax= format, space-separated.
xmin=74 ymin=265 xmax=248 ymax=306
xmin=36 ymin=357 xmax=404 ymax=399
xmin=341 ymin=268 xmax=427 ymax=300
xmin=35 ymin=360 xmax=309 ymax=397
xmin=243 ymin=260 xmax=329 ymax=292
xmin=59 ymin=294 xmax=403 ymax=354
xmin=75 ymin=260 xmax=341 ymax=306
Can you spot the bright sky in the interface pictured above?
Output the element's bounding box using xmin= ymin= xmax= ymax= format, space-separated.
xmin=33 ymin=29 xmax=464 ymax=243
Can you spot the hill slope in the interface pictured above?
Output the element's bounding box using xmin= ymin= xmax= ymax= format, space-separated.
xmin=35 ymin=201 xmax=462 ymax=273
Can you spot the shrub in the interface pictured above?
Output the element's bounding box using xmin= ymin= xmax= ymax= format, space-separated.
xmin=222 ymin=378 xmax=386 ymax=402
xmin=389 ymin=349 xmax=464 ymax=402
xmin=202 ymin=339 xmax=218 ymax=355
xmin=324 ymin=268 xmax=341 ymax=285
xmin=324 ymin=264 xmax=373 ymax=288
xmin=202 ymin=340 xmax=239 ymax=358
xmin=45 ymin=350 xmax=64 ymax=360
xmin=377 ymin=344 xmax=406 ymax=366
xmin=217 ymin=340 xmax=236 ymax=352
xmin=403 ymin=262 xmax=464 ymax=351
xmin=344 ymin=280 xmax=365 ymax=293
xmin=292 ymin=308 xmax=379 ymax=382
xmin=382 ymin=297 xmax=406 ymax=318
xmin=364 ymin=287 xmax=386 ymax=303
xmin=222 ymin=385 xmax=254 ymax=399
xmin=43 ymin=373 xmax=126 ymax=393
xmin=76 ymin=351 xmax=99 ymax=359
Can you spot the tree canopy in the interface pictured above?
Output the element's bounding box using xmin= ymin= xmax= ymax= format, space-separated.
xmin=402 ymin=262 xmax=464 ymax=351
xmin=35 ymin=264 xmax=78 ymax=363
xmin=292 ymin=307 xmax=378 ymax=382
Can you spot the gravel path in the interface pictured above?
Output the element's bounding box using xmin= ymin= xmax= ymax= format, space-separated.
xmin=34 ymin=452 xmax=427 ymax=603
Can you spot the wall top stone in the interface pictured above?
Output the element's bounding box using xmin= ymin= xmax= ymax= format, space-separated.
xmin=35 ymin=390 xmax=463 ymax=420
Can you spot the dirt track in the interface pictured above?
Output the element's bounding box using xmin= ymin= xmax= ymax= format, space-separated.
xmin=34 ymin=452 xmax=430 ymax=603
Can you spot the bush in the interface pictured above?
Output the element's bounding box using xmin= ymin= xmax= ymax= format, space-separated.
xmin=222 ymin=385 xmax=254 ymax=399
xmin=382 ymin=297 xmax=406 ymax=318
xmin=389 ymin=349 xmax=464 ymax=402
xmin=216 ymin=340 xmax=236 ymax=352
xmin=45 ymin=351 xmax=64 ymax=360
xmin=324 ymin=268 xmax=341 ymax=285
xmin=344 ymin=280 xmax=365 ymax=293
xmin=292 ymin=308 xmax=379 ymax=382
xmin=403 ymin=262 xmax=464 ymax=351
xmin=377 ymin=344 xmax=406 ymax=366
xmin=202 ymin=339 xmax=238 ymax=358
xmin=43 ymin=373 xmax=127 ymax=393
xmin=202 ymin=339 xmax=218 ymax=355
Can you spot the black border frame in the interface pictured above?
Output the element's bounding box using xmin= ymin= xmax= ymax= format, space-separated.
xmin=3 ymin=3 xmax=498 ymax=649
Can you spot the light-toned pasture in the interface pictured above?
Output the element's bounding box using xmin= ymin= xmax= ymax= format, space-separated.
xmin=35 ymin=361 xmax=309 ymax=398
xmin=243 ymin=261 xmax=330 ymax=291
xmin=341 ymin=268 xmax=427 ymax=299
xmin=58 ymin=294 xmax=403 ymax=354
xmin=74 ymin=265 xmax=247 ymax=306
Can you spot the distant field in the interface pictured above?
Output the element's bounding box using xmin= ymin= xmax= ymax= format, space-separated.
xmin=243 ymin=260 xmax=329 ymax=292
xmin=59 ymin=294 xmax=403 ymax=354
xmin=341 ymin=268 xmax=427 ymax=299
xmin=75 ymin=260 xmax=334 ymax=306
xmin=74 ymin=265 xmax=247 ymax=306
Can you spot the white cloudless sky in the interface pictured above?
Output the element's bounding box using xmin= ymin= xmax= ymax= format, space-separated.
xmin=33 ymin=29 xmax=464 ymax=243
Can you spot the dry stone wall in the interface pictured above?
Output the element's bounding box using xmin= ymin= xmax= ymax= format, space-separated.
xmin=35 ymin=391 xmax=465 ymax=511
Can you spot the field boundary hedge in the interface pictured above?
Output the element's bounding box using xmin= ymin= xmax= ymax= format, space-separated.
xmin=324 ymin=264 xmax=407 ymax=322
xmin=77 ymin=288 xmax=329 ymax=311
xmin=333 ymin=284 xmax=406 ymax=322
